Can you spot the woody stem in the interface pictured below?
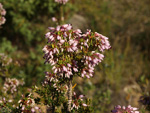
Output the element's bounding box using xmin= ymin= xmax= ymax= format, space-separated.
xmin=67 ymin=77 xmax=72 ymax=112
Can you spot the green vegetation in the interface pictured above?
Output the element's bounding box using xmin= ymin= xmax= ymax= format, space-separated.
xmin=0 ymin=0 xmax=150 ymax=112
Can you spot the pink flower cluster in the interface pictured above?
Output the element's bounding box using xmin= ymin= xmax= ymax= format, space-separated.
xmin=43 ymin=72 xmax=68 ymax=93
xmin=17 ymin=94 xmax=41 ymax=113
xmin=55 ymin=0 xmax=69 ymax=4
xmin=111 ymin=105 xmax=139 ymax=113
xmin=43 ymin=72 xmax=58 ymax=84
xmin=0 ymin=3 xmax=6 ymax=26
xmin=71 ymin=92 xmax=87 ymax=110
xmin=81 ymin=52 xmax=104 ymax=78
xmin=3 ymin=78 xmax=24 ymax=94
xmin=0 ymin=53 xmax=12 ymax=67
xmin=43 ymin=24 xmax=111 ymax=79
xmin=80 ymin=29 xmax=111 ymax=52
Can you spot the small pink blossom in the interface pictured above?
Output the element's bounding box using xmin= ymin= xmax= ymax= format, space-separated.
xmin=3 ymin=78 xmax=23 ymax=94
xmin=73 ymin=67 xmax=78 ymax=72
xmin=51 ymin=17 xmax=57 ymax=22
xmin=62 ymin=24 xmax=72 ymax=30
xmin=63 ymin=66 xmax=68 ymax=72
xmin=82 ymin=103 xmax=88 ymax=107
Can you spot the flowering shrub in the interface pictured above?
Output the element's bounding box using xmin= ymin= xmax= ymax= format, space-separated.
xmin=0 ymin=53 xmax=26 ymax=112
xmin=15 ymin=93 xmax=41 ymax=113
xmin=0 ymin=0 xmax=128 ymax=113
xmin=0 ymin=3 xmax=6 ymax=26
xmin=1 ymin=2 xmax=105 ymax=113
xmin=42 ymin=23 xmax=111 ymax=112
xmin=43 ymin=24 xmax=111 ymax=79
xmin=0 ymin=0 xmax=149 ymax=112
xmin=3 ymin=78 xmax=24 ymax=94
xmin=43 ymin=72 xmax=68 ymax=93
xmin=35 ymin=72 xmax=68 ymax=112
xmin=71 ymin=92 xmax=93 ymax=112
xmin=0 ymin=77 xmax=25 ymax=112
xmin=111 ymin=105 xmax=139 ymax=113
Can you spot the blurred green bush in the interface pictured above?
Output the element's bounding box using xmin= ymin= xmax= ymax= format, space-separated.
xmin=0 ymin=0 xmax=59 ymax=86
xmin=0 ymin=0 xmax=58 ymax=46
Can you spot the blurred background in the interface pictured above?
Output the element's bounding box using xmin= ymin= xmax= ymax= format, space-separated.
xmin=0 ymin=0 xmax=150 ymax=112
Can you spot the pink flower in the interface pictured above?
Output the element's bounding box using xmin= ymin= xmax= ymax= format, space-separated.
xmin=55 ymin=0 xmax=69 ymax=4
xmin=73 ymin=67 xmax=78 ymax=72
xmin=60 ymin=39 xmax=65 ymax=44
xmin=42 ymin=45 xmax=49 ymax=54
xmin=51 ymin=17 xmax=57 ymax=22
xmin=45 ymin=32 xmax=51 ymax=38
xmin=1 ymin=9 xmax=6 ymax=15
xmin=18 ymin=94 xmax=41 ymax=112
xmin=48 ymin=27 xmax=55 ymax=31
xmin=74 ymin=29 xmax=82 ymax=34
xmin=82 ymin=103 xmax=88 ymax=107
xmin=57 ymin=35 xmax=61 ymax=40
xmin=67 ymin=63 xmax=71 ymax=67
xmin=0 ymin=3 xmax=6 ymax=26
xmin=54 ymin=68 xmax=58 ymax=73
xmin=111 ymin=105 xmax=139 ymax=113
xmin=62 ymin=24 xmax=72 ymax=30
xmin=53 ymin=48 xmax=59 ymax=53
xmin=67 ymin=48 xmax=73 ymax=52
xmin=56 ymin=26 xmax=60 ymax=31
xmin=63 ymin=66 xmax=68 ymax=72
xmin=0 ymin=16 xmax=6 ymax=25
xmin=3 ymin=78 xmax=23 ymax=94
